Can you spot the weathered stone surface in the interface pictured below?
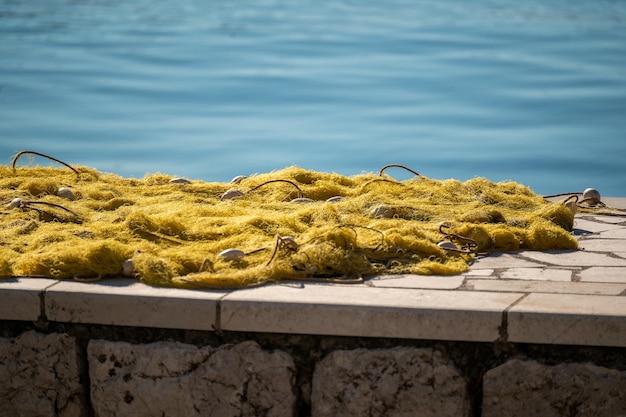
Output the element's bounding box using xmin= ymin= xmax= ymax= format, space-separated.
xmin=0 ymin=331 xmax=85 ymax=417
xmin=483 ymin=359 xmax=626 ymax=417
xmin=88 ymin=339 xmax=297 ymax=417
xmin=311 ymin=347 xmax=469 ymax=417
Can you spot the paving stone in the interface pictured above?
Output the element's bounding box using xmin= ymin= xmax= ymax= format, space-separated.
xmin=88 ymin=340 xmax=297 ymax=417
xmin=579 ymin=267 xmax=626 ymax=283
xmin=595 ymin=215 xmax=626 ymax=224
xmin=508 ymin=293 xmax=626 ymax=346
xmin=500 ymin=268 xmax=573 ymax=282
xmin=592 ymin=214 xmax=626 ymax=224
xmin=599 ymin=197 xmax=626 ymax=210
xmin=464 ymin=268 xmax=495 ymax=278
xmin=483 ymin=359 xmax=626 ymax=417
xmin=471 ymin=253 xmax=543 ymax=269
xmin=573 ymin=218 xmax=623 ymax=234
xmin=311 ymin=347 xmax=469 ymax=417
xmin=596 ymin=227 xmax=626 ymax=239
xmin=578 ymin=238 xmax=626 ymax=252
xmin=0 ymin=331 xmax=85 ymax=417
xmin=368 ymin=274 xmax=464 ymax=289
xmin=466 ymin=279 xmax=625 ymax=295
xmin=519 ymin=250 xmax=626 ymax=267
xmin=0 ymin=277 xmax=58 ymax=321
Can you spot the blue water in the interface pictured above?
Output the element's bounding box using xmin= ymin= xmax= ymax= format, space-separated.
xmin=2 ymin=0 xmax=626 ymax=196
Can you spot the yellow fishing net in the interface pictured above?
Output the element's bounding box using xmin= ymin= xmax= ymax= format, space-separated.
xmin=1 ymin=155 xmax=580 ymax=289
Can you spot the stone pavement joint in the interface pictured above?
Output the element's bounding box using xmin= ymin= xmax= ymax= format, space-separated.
xmin=496 ymin=293 xmax=530 ymax=347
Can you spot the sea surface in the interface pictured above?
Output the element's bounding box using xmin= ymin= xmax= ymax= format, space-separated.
xmin=1 ymin=0 xmax=626 ymax=196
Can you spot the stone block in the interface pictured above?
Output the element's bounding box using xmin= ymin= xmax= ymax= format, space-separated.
xmin=45 ymin=279 xmax=222 ymax=330
xmin=0 ymin=331 xmax=85 ymax=417
xmin=311 ymin=347 xmax=469 ymax=417
xmin=0 ymin=277 xmax=57 ymax=321
xmin=221 ymin=283 xmax=522 ymax=342
xmin=507 ymin=293 xmax=626 ymax=347
xmin=483 ymin=359 xmax=626 ymax=417
xmin=88 ymin=339 xmax=297 ymax=417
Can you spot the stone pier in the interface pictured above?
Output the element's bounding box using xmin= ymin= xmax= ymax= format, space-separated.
xmin=1 ymin=198 xmax=625 ymax=416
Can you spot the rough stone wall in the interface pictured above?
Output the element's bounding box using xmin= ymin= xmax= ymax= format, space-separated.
xmin=311 ymin=347 xmax=470 ymax=417
xmin=0 ymin=331 xmax=85 ymax=417
xmin=87 ymin=339 xmax=297 ymax=417
xmin=1 ymin=330 xmax=626 ymax=417
xmin=483 ymin=358 xmax=626 ymax=417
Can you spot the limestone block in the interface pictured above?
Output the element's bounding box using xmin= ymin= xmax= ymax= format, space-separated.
xmin=88 ymin=339 xmax=297 ymax=417
xmin=0 ymin=331 xmax=85 ymax=417
xmin=311 ymin=347 xmax=469 ymax=417
xmin=483 ymin=359 xmax=626 ymax=417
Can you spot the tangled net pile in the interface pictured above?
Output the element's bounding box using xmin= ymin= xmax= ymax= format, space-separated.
xmin=1 ymin=152 xmax=584 ymax=289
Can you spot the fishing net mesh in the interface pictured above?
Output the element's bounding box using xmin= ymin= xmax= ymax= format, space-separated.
xmin=1 ymin=164 xmax=578 ymax=288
